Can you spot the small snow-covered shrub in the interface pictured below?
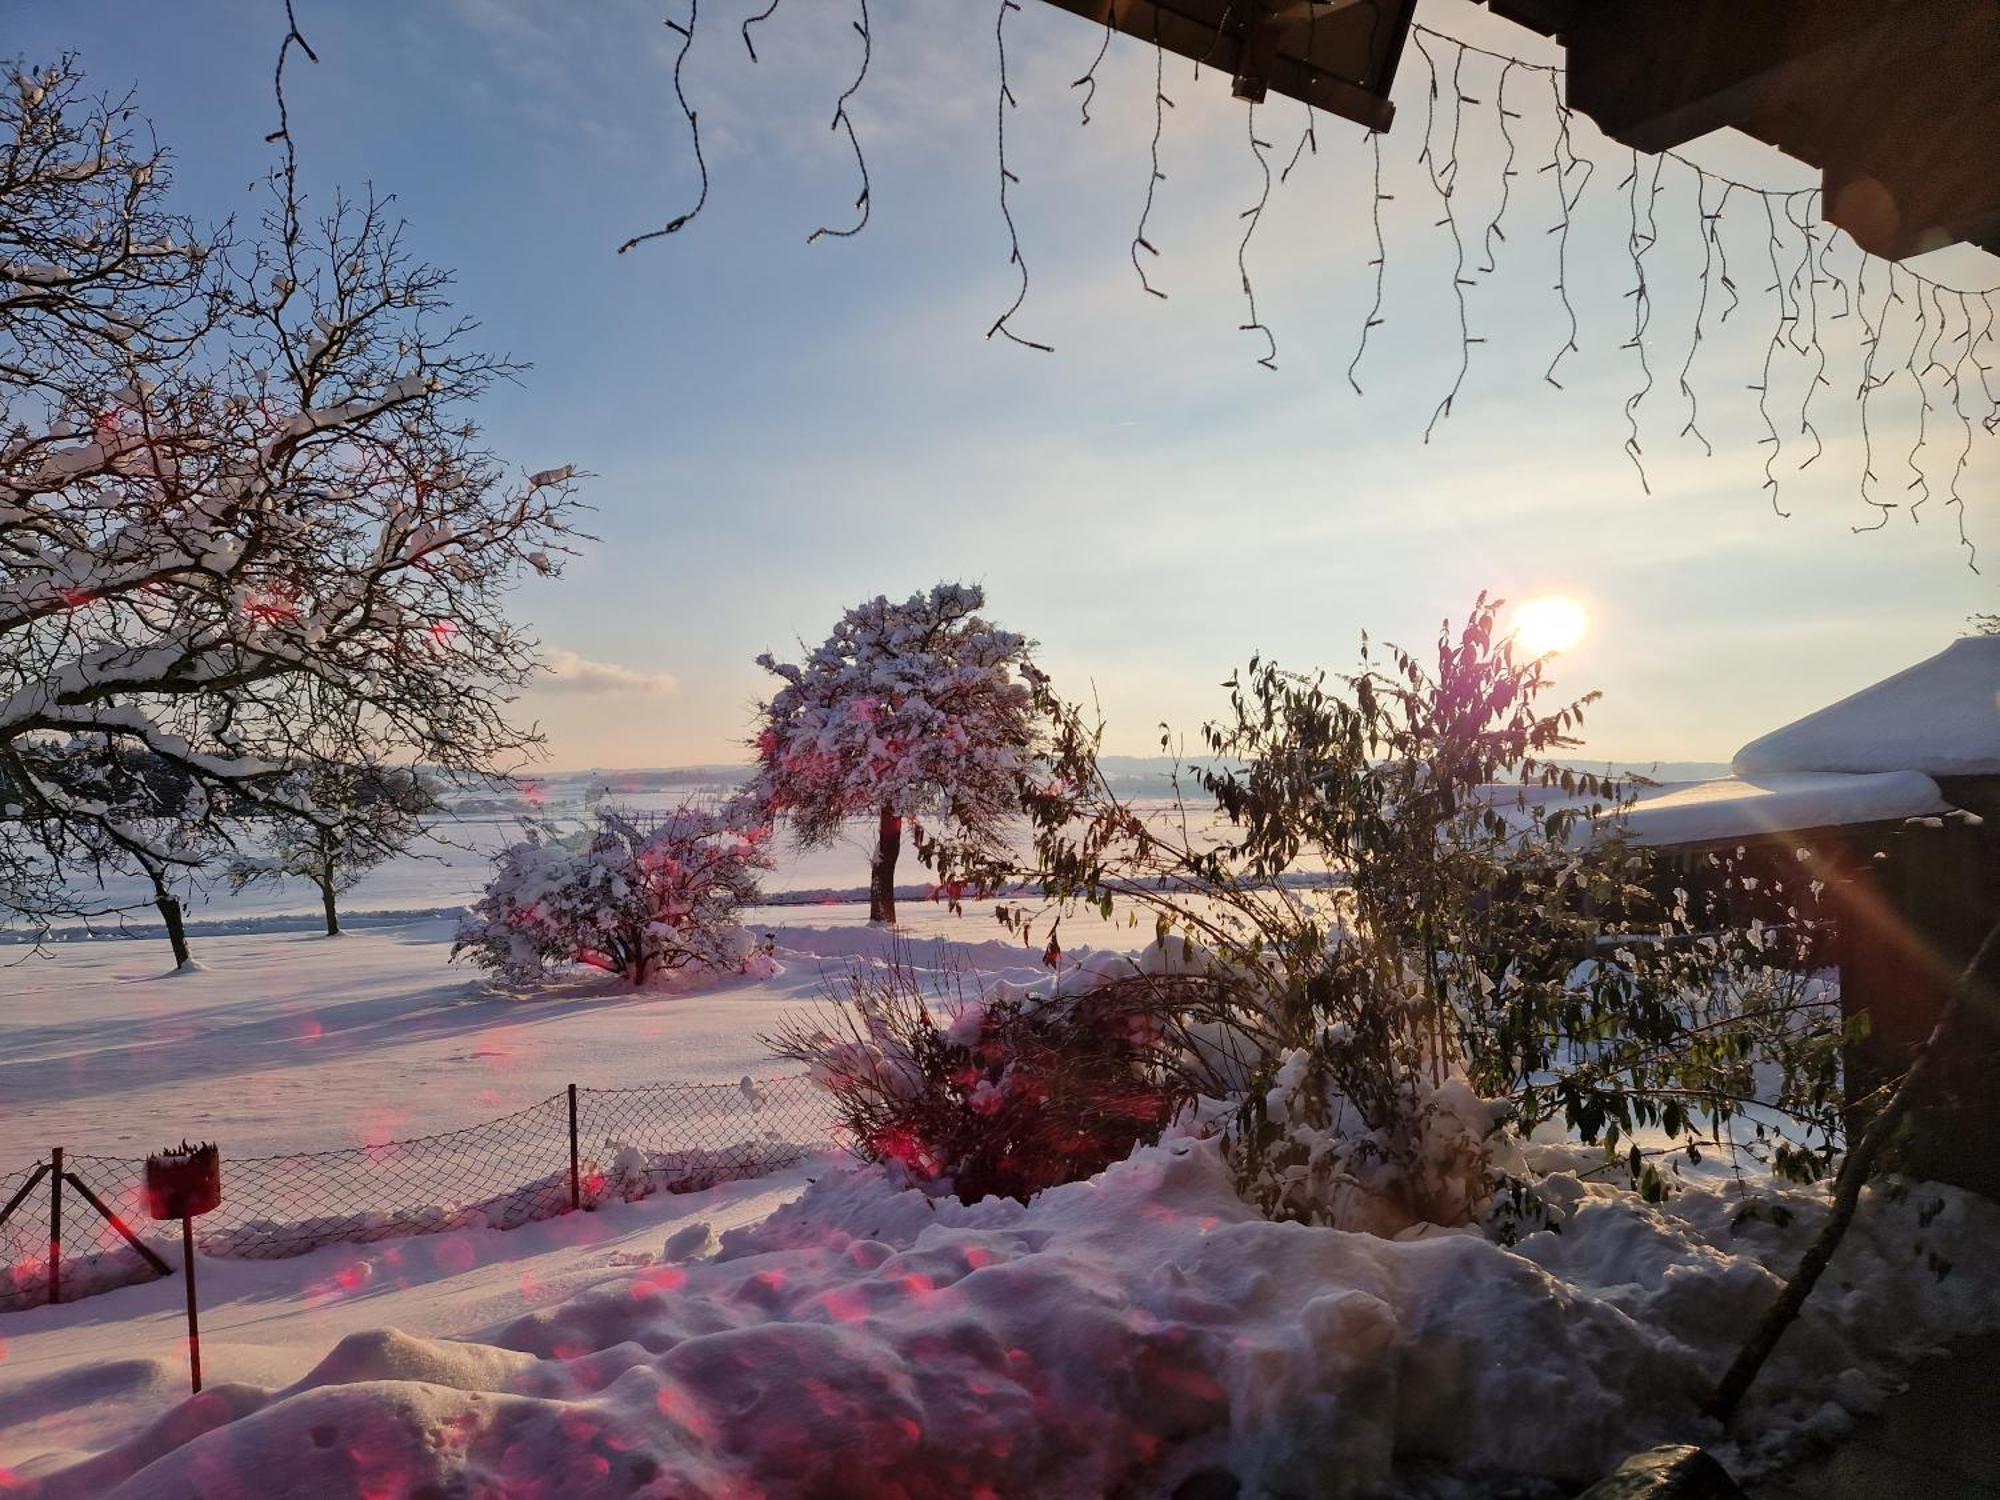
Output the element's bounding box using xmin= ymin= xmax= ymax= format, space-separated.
xmin=768 ymin=947 xmax=1228 ymax=1202
xmin=454 ymin=807 xmax=771 ymax=985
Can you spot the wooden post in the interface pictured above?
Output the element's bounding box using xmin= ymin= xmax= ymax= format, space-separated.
xmin=182 ymin=1215 xmax=202 ymax=1392
xmin=568 ymin=1085 xmax=581 ymax=1212
xmin=47 ymin=1147 xmax=61 ymax=1306
xmin=0 ymin=1163 xmax=51 ymax=1233
xmin=60 ymin=1172 xmax=169 ymax=1277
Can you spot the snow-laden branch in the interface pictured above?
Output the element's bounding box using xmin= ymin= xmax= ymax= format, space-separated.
xmin=1 ymin=58 xmax=588 ymax=929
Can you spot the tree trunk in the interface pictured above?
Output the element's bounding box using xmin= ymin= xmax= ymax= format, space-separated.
xmin=869 ymin=803 xmax=902 ymax=925
xmin=319 ymin=839 xmax=340 ymax=936
xmin=156 ymin=893 xmax=191 ymax=969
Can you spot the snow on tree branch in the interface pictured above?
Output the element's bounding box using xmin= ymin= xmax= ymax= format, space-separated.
xmin=734 ymin=581 xmax=1051 ymax=923
xmin=0 ymin=58 xmax=588 ymax=929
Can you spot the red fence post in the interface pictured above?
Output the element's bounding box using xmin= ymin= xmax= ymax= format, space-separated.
xmin=568 ymin=1085 xmax=581 ymax=1212
xmin=47 ymin=1147 xmax=61 ymax=1306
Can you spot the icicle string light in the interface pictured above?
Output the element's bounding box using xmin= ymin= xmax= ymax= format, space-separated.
xmin=1346 ymin=128 xmax=1388 ymax=395
xmin=1752 ymin=191 xmax=1790 ymax=516
xmin=1414 ymin=34 xmax=1480 ymax=442
xmin=805 ymin=0 xmax=872 ymax=244
xmin=1130 ymin=16 xmax=1172 ymax=301
xmin=1855 ymin=260 xmax=1893 ymax=533
xmin=1678 ymin=173 xmax=1725 ymax=457
xmin=1950 ymin=290 xmax=1978 ymax=563
xmin=541 ymin=4 xmax=2000 ymax=561
xmin=618 ymin=0 xmax=708 ymax=253
xmin=1237 ymin=103 xmax=1278 ymax=371
xmin=1073 ymin=3 xmax=1116 ymax=126
xmin=1904 ymin=279 xmax=1933 ymax=521
xmin=987 ymin=0 xmax=1053 ymax=352
xmin=1477 ymin=61 xmax=1517 ymax=276
xmin=1397 ymin=21 xmax=1994 ymax=559
xmin=1279 ymin=0 xmax=1323 ymax=186
xmin=1538 ymin=66 xmax=1588 ymax=390
xmin=1793 ymin=192 xmax=1828 ymax=472
xmin=1618 ymin=150 xmax=1662 ymax=493
xmin=741 ymin=0 xmax=781 ymax=60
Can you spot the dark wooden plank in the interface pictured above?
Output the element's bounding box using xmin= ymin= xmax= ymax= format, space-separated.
xmin=1031 ymin=0 xmax=1416 ymax=132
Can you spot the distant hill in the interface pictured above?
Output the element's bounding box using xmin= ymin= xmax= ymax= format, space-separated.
xmin=1557 ymin=760 xmax=1732 ymax=783
xmin=569 ymin=766 xmax=750 ymax=791
xmin=533 ymin=756 xmax=1734 ymax=802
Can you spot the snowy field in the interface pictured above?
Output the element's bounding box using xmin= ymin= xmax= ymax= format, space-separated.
xmin=0 ymin=917 xmax=1141 ymax=1159
xmin=0 ymin=776 xmax=1163 ymax=1157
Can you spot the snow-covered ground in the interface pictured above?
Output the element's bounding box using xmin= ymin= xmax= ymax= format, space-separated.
xmin=4 ymin=1130 xmax=1998 ymax=1498
xmin=0 ymin=916 xmax=1124 ymax=1157
xmin=0 ymin=779 xmax=1166 ymax=1157
xmin=7 ymin=786 xmax=1999 ymax=1496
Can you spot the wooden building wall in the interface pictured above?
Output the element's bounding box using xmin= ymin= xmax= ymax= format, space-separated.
xmin=1830 ymin=818 xmax=2000 ymax=1198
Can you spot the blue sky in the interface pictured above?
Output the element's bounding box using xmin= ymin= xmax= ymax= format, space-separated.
xmin=14 ymin=0 xmax=1996 ymax=768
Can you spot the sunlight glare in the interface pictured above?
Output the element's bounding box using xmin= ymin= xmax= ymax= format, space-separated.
xmin=1511 ymin=595 xmax=1589 ymax=657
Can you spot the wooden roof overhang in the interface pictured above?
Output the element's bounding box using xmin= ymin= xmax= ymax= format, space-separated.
xmin=1031 ymin=0 xmax=1423 ymax=132
xmin=1480 ymin=0 xmax=2000 ymax=261
xmin=1026 ymin=1 xmax=2000 ymax=262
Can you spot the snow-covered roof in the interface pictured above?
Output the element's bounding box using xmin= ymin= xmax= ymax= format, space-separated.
xmin=1589 ymin=770 xmax=1952 ymax=849
xmin=1733 ymin=636 xmax=2000 ymax=778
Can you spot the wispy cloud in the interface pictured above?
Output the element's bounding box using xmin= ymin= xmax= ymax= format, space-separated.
xmin=535 ymin=648 xmax=678 ymax=695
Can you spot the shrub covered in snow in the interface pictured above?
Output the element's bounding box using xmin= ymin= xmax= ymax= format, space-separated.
xmin=734 ymin=581 xmax=1049 ymax=924
xmin=454 ymin=807 xmax=771 ymax=985
xmin=1016 ymin=596 xmax=1843 ymax=1235
xmin=768 ymin=943 xmax=1231 ymax=1202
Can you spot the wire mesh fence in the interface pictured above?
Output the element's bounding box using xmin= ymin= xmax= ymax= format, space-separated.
xmin=0 ymin=1074 xmax=839 ymax=1313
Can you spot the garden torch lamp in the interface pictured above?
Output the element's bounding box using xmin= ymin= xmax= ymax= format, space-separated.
xmin=145 ymin=1142 xmax=221 ymax=1393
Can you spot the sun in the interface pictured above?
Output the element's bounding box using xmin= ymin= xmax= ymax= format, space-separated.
xmin=1511 ymin=595 xmax=1589 ymax=657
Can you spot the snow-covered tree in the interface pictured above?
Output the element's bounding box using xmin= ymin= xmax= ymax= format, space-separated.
xmin=454 ymin=807 xmax=771 ymax=986
xmin=228 ymin=760 xmax=438 ymax=936
xmin=2 ymin=736 xmax=229 ymax=967
xmin=0 ymin=59 xmax=583 ymax=933
xmin=736 ymin=582 xmax=1048 ymax=924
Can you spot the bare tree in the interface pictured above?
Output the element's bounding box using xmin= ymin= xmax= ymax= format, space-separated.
xmin=228 ymin=759 xmax=438 ymax=936
xmin=0 ymin=58 xmax=585 ymax=936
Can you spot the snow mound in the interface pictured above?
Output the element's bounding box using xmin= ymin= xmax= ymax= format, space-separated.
xmin=766 ymin=923 xmax=1065 ymax=984
xmin=1733 ymin=635 xmax=2000 ymax=778
xmin=1590 ymin=769 xmax=1952 ymax=847
xmin=25 ymin=1140 xmax=2000 ymax=1499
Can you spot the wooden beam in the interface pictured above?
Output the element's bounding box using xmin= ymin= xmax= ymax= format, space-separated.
xmin=1481 ymin=0 xmax=2000 ymax=262
xmin=1030 ymin=0 xmax=1417 ymax=132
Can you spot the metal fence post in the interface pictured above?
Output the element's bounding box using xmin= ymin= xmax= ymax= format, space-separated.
xmin=47 ymin=1147 xmax=62 ymax=1306
xmin=567 ymin=1085 xmax=581 ymax=1212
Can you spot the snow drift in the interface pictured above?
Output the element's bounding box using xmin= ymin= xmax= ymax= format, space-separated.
xmin=22 ymin=1133 xmax=2000 ymax=1500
